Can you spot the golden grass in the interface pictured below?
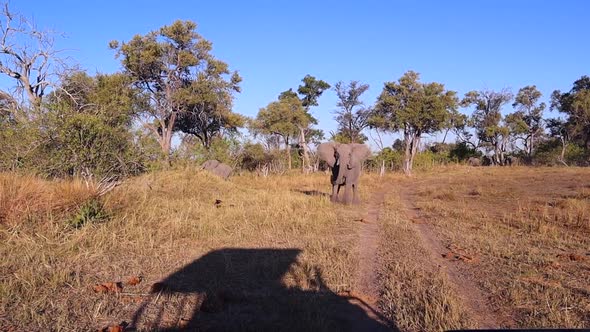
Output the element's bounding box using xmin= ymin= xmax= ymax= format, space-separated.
xmin=377 ymin=183 xmax=473 ymax=331
xmin=0 ymin=169 xmax=365 ymax=331
xmin=2 ymin=166 xmax=589 ymax=330
xmin=406 ymin=166 xmax=590 ymax=328
xmin=0 ymin=173 xmax=96 ymax=226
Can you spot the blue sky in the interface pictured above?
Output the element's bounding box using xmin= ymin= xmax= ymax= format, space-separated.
xmin=10 ymin=1 xmax=590 ymax=146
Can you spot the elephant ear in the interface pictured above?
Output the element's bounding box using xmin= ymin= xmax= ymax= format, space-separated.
xmin=348 ymin=144 xmax=371 ymax=168
xmin=317 ymin=142 xmax=337 ymax=168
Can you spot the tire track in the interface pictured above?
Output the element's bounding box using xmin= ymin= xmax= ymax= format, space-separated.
xmin=399 ymin=188 xmax=512 ymax=329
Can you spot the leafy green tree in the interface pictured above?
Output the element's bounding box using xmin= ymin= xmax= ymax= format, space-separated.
xmin=442 ymin=109 xmax=471 ymax=145
xmin=33 ymin=71 xmax=146 ymax=178
xmin=252 ymin=96 xmax=309 ymax=169
xmin=52 ymin=71 xmax=142 ymax=127
xmin=296 ymin=75 xmax=330 ymax=171
xmin=172 ymin=65 xmax=245 ymax=150
xmin=512 ymin=85 xmax=545 ymax=156
xmin=279 ymin=75 xmax=330 ymax=172
xmin=1 ymin=70 xmax=146 ymax=177
xmin=38 ymin=111 xmax=143 ymax=178
xmin=551 ymin=76 xmax=590 ymax=150
xmin=504 ymin=111 xmax=529 ymax=153
xmin=371 ymin=71 xmax=458 ymax=175
xmin=110 ymin=20 xmax=241 ymax=161
xmin=333 ymin=81 xmax=371 ymax=143
xmin=461 ymin=89 xmax=513 ymax=165
xmin=545 ymin=117 xmax=571 ymax=164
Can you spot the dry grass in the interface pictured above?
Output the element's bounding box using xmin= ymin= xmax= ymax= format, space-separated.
xmin=0 ymin=168 xmax=366 ymax=331
xmin=0 ymin=173 xmax=96 ymax=225
xmin=405 ymin=166 xmax=590 ymax=328
xmin=3 ymin=166 xmax=589 ymax=331
xmin=376 ymin=182 xmax=473 ymax=331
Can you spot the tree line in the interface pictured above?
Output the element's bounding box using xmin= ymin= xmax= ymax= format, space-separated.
xmin=0 ymin=7 xmax=588 ymax=179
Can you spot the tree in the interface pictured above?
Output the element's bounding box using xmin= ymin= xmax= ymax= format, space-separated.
xmin=110 ymin=20 xmax=241 ymax=161
xmin=333 ymin=81 xmax=371 ymax=143
xmin=172 ymin=62 xmax=244 ymax=150
xmin=441 ymin=108 xmax=470 ymax=145
xmin=461 ymin=89 xmax=513 ymax=165
xmin=252 ymin=96 xmax=309 ymax=169
xmin=371 ymin=71 xmax=458 ymax=175
xmin=0 ymin=2 xmax=69 ymax=114
xmin=279 ymin=75 xmax=330 ymax=172
xmin=512 ymin=85 xmax=545 ymax=156
xmin=35 ymin=71 xmax=145 ymax=178
xmin=52 ymin=71 xmax=142 ymax=127
xmin=545 ymin=118 xmax=570 ymax=165
xmin=551 ymin=76 xmax=590 ymax=150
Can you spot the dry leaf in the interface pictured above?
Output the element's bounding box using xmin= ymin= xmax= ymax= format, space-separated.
xmin=93 ymin=282 xmax=123 ymax=294
xmin=557 ymin=253 xmax=586 ymax=262
xmin=125 ymin=276 xmax=142 ymax=286
xmin=100 ymin=321 xmax=128 ymax=332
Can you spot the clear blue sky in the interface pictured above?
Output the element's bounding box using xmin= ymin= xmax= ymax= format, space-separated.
xmin=12 ymin=1 xmax=590 ymax=146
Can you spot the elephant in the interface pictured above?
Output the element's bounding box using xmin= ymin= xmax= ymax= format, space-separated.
xmin=201 ymin=160 xmax=233 ymax=180
xmin=317 ymin=142 xmax=371 ymax=204
xmin=467 ymin=157 xmax=481 ymax=167
xmin=505 ymin=156 xmax=520 ymax=166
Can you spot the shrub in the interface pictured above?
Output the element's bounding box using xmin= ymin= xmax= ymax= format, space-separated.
xmin=67 ymin=198 xmax=108 ymax=229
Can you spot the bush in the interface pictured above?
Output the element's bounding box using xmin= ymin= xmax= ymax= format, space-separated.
xmin=37 ymin=112 xmax=145 ymax=179
xmin=449 ymin=142 xmax=481 ymax=162
xmin=67 ymin=198 xmax=108 ymax=229
xmin=535 ymin=139 xmax=589 ymax=166
xmin=239 ymin=143 xmax=286 ymax=174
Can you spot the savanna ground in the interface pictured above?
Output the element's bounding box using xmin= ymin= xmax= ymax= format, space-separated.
xmin=1 ymin=166 xmax=589 ymax=331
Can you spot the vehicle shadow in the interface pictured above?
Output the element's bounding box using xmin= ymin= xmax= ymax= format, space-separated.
xmin=130 ymin=248 xmax=395 ymax=331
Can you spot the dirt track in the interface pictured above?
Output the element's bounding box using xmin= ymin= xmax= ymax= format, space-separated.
xmin=398 ymin=186 xmax=512 ymax=329
xmin=347 ymin=189 xmax=394 ymax=331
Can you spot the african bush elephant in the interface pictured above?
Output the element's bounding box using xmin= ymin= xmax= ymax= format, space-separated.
xmin=505 ymin=156 xmax=520 ymax=166
xmin=467 ymin=157 xmax=481 ymax=167
xmin=201 ymin=160 xmax=233 ymax=180
xmin=317 ymin=142 xmax=371 ymax=204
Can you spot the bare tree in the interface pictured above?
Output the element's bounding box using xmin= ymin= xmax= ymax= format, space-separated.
xmin=368 ymin=128 xmax=386 ymax=176
xmin=0 ymin=2 xmax=68 ymax=114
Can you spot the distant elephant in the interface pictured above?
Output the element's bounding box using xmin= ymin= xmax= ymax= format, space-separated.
xmin=505 ymin=156 xmax=520 ymax=166
xmin=467 ymin=157 xmax=481 ymax=167
xmin=317 ymin=142 xmax=371 ymax=204
xmin=201 ymin=160 xmax=233 ymax=180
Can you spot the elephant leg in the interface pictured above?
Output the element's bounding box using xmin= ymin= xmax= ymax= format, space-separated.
xmin=352 ymin=184 xmax=360 ymax=205
xmin=343 ymin=183 xmax=353 ymax=205
xmin=331 ymin=184 xmax=339 ymax=202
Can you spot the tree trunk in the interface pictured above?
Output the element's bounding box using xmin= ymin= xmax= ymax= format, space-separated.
xmin=442 ymin=128 xmax=449 ymax=144
xmin=409 ymin=134 xmax=420 ymax=173
xmin=299 ymin=127 xmax=310 ymax=174
xmin=286 ymin=138 xmax=291 ymax=170
xmin=380 ymin=160 xmax=385 ymax=177
xmin=529 ymin=132 xmax=534 ymax=156
xmin=402 ymin=129 xmax=413 ymax=176
xmin=560 ymin=137 xmax=567 ymax=163
xmin=159 ymin=133 xmax=172 ymax=167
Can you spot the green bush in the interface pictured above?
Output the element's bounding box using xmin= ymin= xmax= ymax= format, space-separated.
xmin=37 ymin=112 xmax=145 ymax=178
xmin=67 ymin=198 xmax=108 ymax=229
xmin=535 ymin=139 xmax=589 ymax=166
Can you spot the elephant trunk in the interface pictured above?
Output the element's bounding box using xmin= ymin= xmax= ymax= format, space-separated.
xmin=335 ymin=154 xmax=349 ymax=185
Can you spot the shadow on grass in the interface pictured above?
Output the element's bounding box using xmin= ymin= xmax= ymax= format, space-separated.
xmin=130 ymin=248 xmax=395 ymax=331
xmin=293 ymin=189 xmax=330 ymax=197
